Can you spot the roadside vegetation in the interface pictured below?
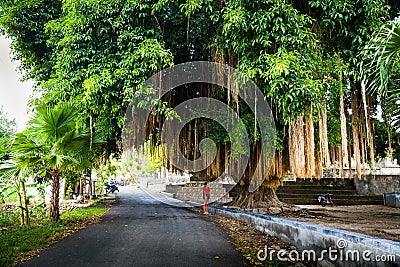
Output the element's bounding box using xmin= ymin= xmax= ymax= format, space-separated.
xmin=0 ymin=105 xmax=145 ymax=267
xmin=0 ymin=201 xmax=109 ymax=267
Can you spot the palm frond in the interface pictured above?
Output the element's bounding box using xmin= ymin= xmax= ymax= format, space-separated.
xmin=0 ymin=161 xmax=17 ymax=181
xmin=361 ymin=17 xmax=400 ymax=131
xmin=7 ymin=103 xmax=105 ymax=180
xmin=28 ymin=104 xmax=76 ymax=144
xmin=0 ymin=160 xmax=33 ymax=184
xmin=11 ymin=132 xmax=43 ymax=156
xmin=361 ymin=19 xmax=400 ymax=95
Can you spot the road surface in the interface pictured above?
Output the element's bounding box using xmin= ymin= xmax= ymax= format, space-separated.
xmin=20 ymin=187 xmax=245 ymax=267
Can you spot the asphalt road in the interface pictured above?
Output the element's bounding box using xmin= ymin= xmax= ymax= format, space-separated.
xmin=20 ymin=187 xmax=245 ymax=267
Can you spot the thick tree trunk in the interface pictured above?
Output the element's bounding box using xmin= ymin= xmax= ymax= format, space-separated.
xmin=50 ymin=170 xmax=61 ymax=222
xmin=289 ymin=116 xmax=306 ymax=178
xmin=230 ymin=185 xmax=285 ymax=210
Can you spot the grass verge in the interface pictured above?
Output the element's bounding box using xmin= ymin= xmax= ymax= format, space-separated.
xmin=0 ymin=204 xmax=109 ymax=267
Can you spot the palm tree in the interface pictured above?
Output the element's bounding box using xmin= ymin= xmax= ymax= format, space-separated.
xmin=25 ymin=104 xmax=102 ymax=222
xmin=361 ymin=18 xmax=400 ymax=155
xmin=0 ymin=132 xmax=45 ymax=225
xmin=0 ymin=104 xmax=104 ymax=223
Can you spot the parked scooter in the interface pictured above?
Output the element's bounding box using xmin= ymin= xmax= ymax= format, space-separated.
xmin=318 ymin=193 xmax=334 ymax=207
xmin=105 ymin=181 xmax=119 ymax=194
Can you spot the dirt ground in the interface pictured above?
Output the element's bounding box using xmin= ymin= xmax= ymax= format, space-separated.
xmin=206 ymin=204 xmax=399 ymax=266
xmin=277 ymin=205 xmax=400 ymax=242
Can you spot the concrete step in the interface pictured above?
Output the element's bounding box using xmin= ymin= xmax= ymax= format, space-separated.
xmin=280 ymin=197 xmax=383 ymax=205
xmin=275 ymin=178 xmax=384 ymax=205
xmin=276 ymin=189 xmax=357 ymax=195
xmin=284 ymin=178 xmax=355 ymax=186
xmin=276 ymin=193 xmax=368 ymax=198
xmin=229 ymin=178 xmax=383 ymax=205
xmin=277 ymin=185 xmax=356 ymax=190
xmin=280 ymin=195 xmax=383 ymax=200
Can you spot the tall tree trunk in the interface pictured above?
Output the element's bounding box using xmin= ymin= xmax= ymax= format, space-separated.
xmin=330 ymin=144 xmax=336 ymax=167
xmin=318 ymin=103 xmax=330 ymax=168
xmin=366 ymin=95 xmax=375 ymax=169
xmin=361 ymin=81 xmax=376 ymax=169
xmin=50 ymin=170 xmax=61 ymax=222
xmin=360 ymin=127 xmax=367 ymax=178
xmin=289 ymin=116 xmax=306 ymax=178
xmin=347 ymin=140 xmax=353 ymax=179
xmin=351 ymin=87 xmax=362 ymax=179
xmin=339 ymin=75 xmax=348 ymax=178
xmin=305 ymin=113 xmax=315 ymax=177
xmin=338 ymin=52 xmax=348 ymax=178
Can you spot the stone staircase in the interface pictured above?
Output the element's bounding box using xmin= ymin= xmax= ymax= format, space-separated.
xmin=275 ymin=178 xmax=384 ymax=206
xmin=167 ymin=183 xmax=233 ymax=204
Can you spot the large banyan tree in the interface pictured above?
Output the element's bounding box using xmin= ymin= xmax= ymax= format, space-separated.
xmin=1 ymin=0 xmax=399 ymax=209
xmin=120 ymin=0 xmax=327 ymax=208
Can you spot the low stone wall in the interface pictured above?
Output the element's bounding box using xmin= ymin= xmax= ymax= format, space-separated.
xmin=210 ymin=207 xmax=400 ymax=267
xmin=165 ymin=183 xmax=232 ymax=203
xmin=165 ymin=184 xmax=184 ymax=195
xmin=355 ymin=175 xmax=400 ymax=195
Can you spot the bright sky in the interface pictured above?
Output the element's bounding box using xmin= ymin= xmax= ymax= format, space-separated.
xmin=0 ymin=35 xmax=33 ymax=131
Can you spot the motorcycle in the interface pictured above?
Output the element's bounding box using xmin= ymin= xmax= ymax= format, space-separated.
xmin=105 ymin=181 xmax=119 ymax=194
xmin=318 ymin=193 xmax=334 ymax=207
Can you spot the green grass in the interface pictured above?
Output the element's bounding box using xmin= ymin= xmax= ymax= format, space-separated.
xmin=0 ymin=206 xmax=108 ymax=267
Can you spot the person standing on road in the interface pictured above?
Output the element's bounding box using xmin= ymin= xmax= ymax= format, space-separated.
xmin=203 ymin=181 xmax=210 ymax=215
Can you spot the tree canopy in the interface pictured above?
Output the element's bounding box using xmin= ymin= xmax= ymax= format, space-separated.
xmin=1 ymin=0 xmax=399 ymax=208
